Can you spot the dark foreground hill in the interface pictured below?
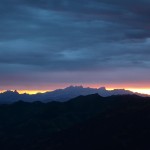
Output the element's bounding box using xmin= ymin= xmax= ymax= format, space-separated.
xmin=0 ymin=94 xmax=150 ymax=150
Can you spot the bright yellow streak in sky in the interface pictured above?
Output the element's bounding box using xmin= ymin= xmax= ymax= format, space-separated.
xmin=0 ymin=90 xmax=49 ymax=95
xmin=18 ymin=89 xmax=150 ymax=95
xmin=106 ymin=88 xmax=150 ymax=95
xmin=127 ymin=89 xmax=150 ymax=95
xmin=18 ymin=90 xmax=49 ymax=94
xmin=0 ymin=87 xmax=150 ymax=95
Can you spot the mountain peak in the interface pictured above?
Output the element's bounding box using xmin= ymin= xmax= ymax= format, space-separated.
xmin=14 ymin=90 xmax=19 ymax=94
xmin=3 ymin=90 xmax=19 ymax=95
xmin=99 ymin=87 xmax=106 ymax=90
xmin=65 ymin=85 xmax=84 ymax=90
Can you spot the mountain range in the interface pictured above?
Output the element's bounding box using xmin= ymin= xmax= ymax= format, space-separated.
xmin=0 ymin=86 xmax=139 ymax=104
xmin=1 ymin=94 xmax=150 ymax=150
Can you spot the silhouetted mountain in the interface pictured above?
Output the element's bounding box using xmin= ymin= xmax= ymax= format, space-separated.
xmin=0 ymin=90 xmax=29 ymax=104
xmin=48 ymin=97 xmax=150 ymax=150
xmin=0 ymin=94 xmax=150 ymax=150
xmin=0 ymin=86 xmax=139 ymax=104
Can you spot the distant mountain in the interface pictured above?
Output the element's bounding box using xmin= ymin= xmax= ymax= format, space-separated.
xmin=0 ymin=86 xmax=145 ymax=104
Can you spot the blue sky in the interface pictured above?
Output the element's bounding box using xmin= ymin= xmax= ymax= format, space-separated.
xmin=0 ymin=0 xmax=150 ymax=92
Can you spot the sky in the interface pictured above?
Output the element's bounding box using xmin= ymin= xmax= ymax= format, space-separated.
xmin=0 ymin=0 xmax=150 ymax=94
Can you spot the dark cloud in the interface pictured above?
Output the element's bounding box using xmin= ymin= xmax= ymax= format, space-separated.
xmin=0 ymin=0 xmax=150 ymax=89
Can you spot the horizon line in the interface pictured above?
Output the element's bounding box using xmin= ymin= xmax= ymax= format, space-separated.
xmin=0 ymin=85 xmax=150 ymax=95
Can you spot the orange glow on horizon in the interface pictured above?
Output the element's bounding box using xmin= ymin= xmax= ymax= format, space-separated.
xmin=84 ymin=85 xmax=150 ymax=94
xmin=125 ymin=89 xmax=150 ymax=95
xmin=18 ymin=90 xmax=49 ymax=94
xmin=0 ymin=90 xmax=49 ymax=95
xmin=0 ymin=86 xmax=150 ymax=95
